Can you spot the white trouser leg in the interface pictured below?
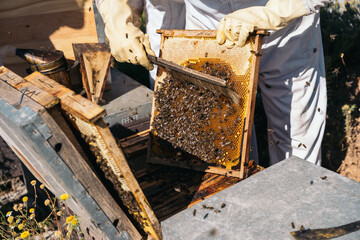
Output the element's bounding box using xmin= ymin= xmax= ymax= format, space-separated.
xmin=259 ymin=13 xmax=326 ymax=166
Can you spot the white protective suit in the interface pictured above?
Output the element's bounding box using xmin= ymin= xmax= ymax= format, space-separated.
xmin=97 ymin=0 xmax=329 ymax=166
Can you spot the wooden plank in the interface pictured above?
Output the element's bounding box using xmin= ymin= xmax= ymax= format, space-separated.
xmin=73 ymin=43 xmax=111 ymax=62
xmin=0 ymin=80 xmax=107 ymax=240
xmin=156 ymin=29 xmax=268 ymax=38
xmin=239 ymin=34 xmax=263 ymax=178
xmin=119 ymin=130 xmax=150 ymax=148
xmin=149 ymin=157 xmax=242 ymax=178
xmin=61 ymin=94 xmax=105 ymax=122
xmin=24 ymin=71 xmax=105 ymax=122
xmin=68 ymin=116 xmax=162 ymax=240
xmin=2 ymin=68 xmax=158 ymax=237
xmin=15 ymin=81 xmax=59 ymax=109
xmin=0 ymin=66 xmax=59 ymax=109
xmin=43 ymin=107 xmax=142 ymax=240
xmin=81 ymin=54 xmax=93 ymax=100
xmin=73 ymin=43 xmax=112 ymax=104
xmin=0 ymin=76 xmax=141 ymax=240
xmin=0 ymin=66 xmax=25 ymax=85
xmin=25 ymin=71 xmax=75 ymax=98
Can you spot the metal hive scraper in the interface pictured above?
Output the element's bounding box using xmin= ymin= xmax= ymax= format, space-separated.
xmin=148 ymin=54 xmax=240 ymax=103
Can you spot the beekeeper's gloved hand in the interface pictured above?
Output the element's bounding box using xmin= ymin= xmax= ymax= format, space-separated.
xmin=98 ymin=0 xmax=155 ymax=70
xmin=216 ymin=0 xmax=308 ymax=48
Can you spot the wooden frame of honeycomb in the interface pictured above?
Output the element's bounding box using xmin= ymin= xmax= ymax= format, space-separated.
xmin=148 ymin=30 xmax=266 ymax=179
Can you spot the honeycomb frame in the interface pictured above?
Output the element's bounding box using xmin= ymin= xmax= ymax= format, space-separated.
xmin=148 ymin=30 xmax=265 ymax=179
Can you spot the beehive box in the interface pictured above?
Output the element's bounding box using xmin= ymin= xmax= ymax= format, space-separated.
xmin=149 ymin=30 xmax=265 ymax=179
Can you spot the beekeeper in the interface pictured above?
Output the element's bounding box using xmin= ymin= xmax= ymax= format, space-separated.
xmin=95 ymin=0 xmax=329 ymax=166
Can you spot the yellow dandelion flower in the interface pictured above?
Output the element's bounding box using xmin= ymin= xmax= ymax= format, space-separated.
xmin=18 ymin=224 xmax=24 ymax=230
xmin=6 ymin=211 xmax=12 ymax=217
xmin=71 ymin=219 xmax=78 ymax=225
xmin=30 ymin=180 xmax=36 ymax=186
xmin=44 ymin=199 xmax=50 ymax=206
xmin=20 ymin=231 xmax=29 ymax=239
xmin=40 ymin=184 xmax=45 ymax=189
xmin=66 ymin=215 xmax=75 ymax=224
xmin=29 ymin=208 xmax=35 ymax=213
xmin=22 ymin=196 xmax=28 ymax=203
xmin=7 ymin=216 xmax=14 ymax=223
xmin=59 ymin=193 xmax=69 ymax=200
xmin=29 ymin=213 xmax=35 ymax=219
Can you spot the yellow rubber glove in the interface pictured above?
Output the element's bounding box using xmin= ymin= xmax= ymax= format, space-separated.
xmin=98 ymin=0 xmax=155 ymax=70
xmin=216 ymin=0 xmax=308 ymax=48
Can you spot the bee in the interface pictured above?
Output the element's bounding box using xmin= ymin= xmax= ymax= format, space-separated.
xmin=291 ymin=222 xmax=295 ymax=229
xmin=305 ymin=81 xmax=311 ymax=87
xmin=205 ymin=52 xmax=208 ymax=57
xmin=320 ymin=176 xmax=327 ymax=180
xmin=221 ymin=203 xmax=226 ymax=208
xmin=214 ymin=209 xmax=221 ymax=213
xmin=193 ymin=209 xmax=197 ymax=217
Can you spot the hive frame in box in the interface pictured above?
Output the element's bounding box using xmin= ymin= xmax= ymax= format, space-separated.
xmin=148 ymin=30 xmax=266 ymax=179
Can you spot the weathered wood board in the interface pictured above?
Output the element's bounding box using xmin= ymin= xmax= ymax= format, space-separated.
xmin=1 ymin=67 xmax=162 ymax=240
xmin=0 ymin=77 xmax=140 ymax=239
xmin=72 ymin=43 xmax=112 ymax=103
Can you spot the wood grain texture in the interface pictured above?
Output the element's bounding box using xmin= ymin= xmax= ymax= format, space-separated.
xmin=120 ymin=131 xmax=264 ymax=221
xmin=0 ymin=75 xmax=142 ymax=240
xmin=44 ymin=107 xmax=142 ymax=240
xmin=0 ymin=0 xmax=97 ymax=77
xmin=24 ymin=71 xmax=105 ymax=122
xmin=73 ymin=43 xmax=111 ymax=103
xmin=94 ymin=119 xmax=162 ymax=240
xmin=239 ymin=34 xmax=263 ymax=178
xmin=0 ymin=80 xmax=107 ymax=240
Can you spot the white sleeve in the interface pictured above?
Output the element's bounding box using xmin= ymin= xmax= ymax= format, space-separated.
xmin=302 ymin=0 xmax=331 ymax=14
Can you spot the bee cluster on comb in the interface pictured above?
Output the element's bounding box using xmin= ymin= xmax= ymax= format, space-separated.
xmin=152 ymin=59 xmax=243 ymax=166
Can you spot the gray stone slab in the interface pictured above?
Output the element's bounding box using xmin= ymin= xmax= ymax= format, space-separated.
xmin=102 ymin=68 xmax=153 ymax=127
xmin=162 ymin=156 xmax=360 ymax=240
